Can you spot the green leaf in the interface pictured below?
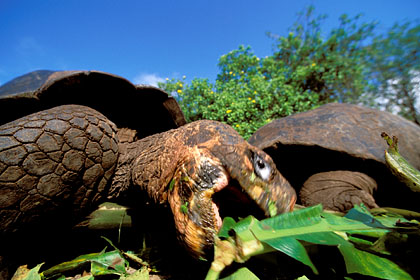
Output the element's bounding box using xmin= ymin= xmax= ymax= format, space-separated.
xmin=78 ymin=276 xmax=94 ymax=280
xmin=90 ymin=251 xmax=126 ymax=276
xmin=220 ymin=267 xmax=260 ymax=280
xmin=338 ymin=244 xmax=413 ymax=280
xmin=42 ymin=250 xmax=126 ymax=277
xmin=345 ymin=204 xmax=387 ymax=228
xmin=13 ymin=263 xmax=43 ymax=280
xmin=219 ymin=217 xmax=237 ymax=238
xmin=210 ymin=204 xmax=415 ymax=278
xmin=91 ymin=261 xmax=118 ymax=276
xmin=78 ymin=202 xmax=132 ymax=230
xmin=42 ymin=252 xmax=102 ymax=277
xmin=261 ymin=204 xmax=323 ymax=230
xmin=296 ymin=232 xmax=348 ymax=246
xmin=249 ymin=208 xmax=388 ymax=242
xmin=263 ymin=237 xmax=318 ymax=274
xmin=382 ymin=133 xmax=420 ymax=192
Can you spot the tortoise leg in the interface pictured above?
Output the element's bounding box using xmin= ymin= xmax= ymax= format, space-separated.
xmin=0 ymin=104 xmax=119 ymax=233
xmin=299 ymin=171 xmax=379 ymax=212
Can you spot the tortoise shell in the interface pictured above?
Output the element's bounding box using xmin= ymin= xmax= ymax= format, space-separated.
xmin=0 ymin=70 xmax=186 ymax=138
xmin=249 ymin=103 xmax=420 ymax=210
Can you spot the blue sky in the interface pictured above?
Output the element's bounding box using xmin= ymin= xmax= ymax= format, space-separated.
xmin=1 ymin=0 xmax=419 ymax=86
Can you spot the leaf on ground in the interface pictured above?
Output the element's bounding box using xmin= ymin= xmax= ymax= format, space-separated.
xmin=12 ymin=264 xmax=43 ymax=280
xmin=42 ymin=250 xmax=126 ymax=277
xmin=119 ymin=267 xmax=149 ymax=280
xmin=90 ymin=251 xmax=127 ymax=276
xmin=338 ymin=243 xmax=413 ymax=280
xmin=220 ymin=267 xmax=260 ymax=280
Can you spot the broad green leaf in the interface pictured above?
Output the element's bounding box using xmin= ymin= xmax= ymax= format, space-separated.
xmin=262 ymin=205 xmax=323 ymax=230
xmin=90 ymin=251 xmax=126 ymax=276
xmin=220 ymin=267 xmax=260 ymax=280
xmin=344 ymin=204 xmax=387 ymax=228
xmin=347 ymin=236 xmax=374 ymax=247
xmin=296 ymin=232 xmax=348 ymax=246
xmin=263 ymin=237 xmax=318 ymax=274
xmin=42 ymin=251 xmax=103 ymax=277
xmin=251 ymin=211 xmax=388 ymax=242
xmin=91 ymin=261 xmax=119 ymax=276
xmin=338 ymin=244 xmax=413 ymax=280
xmin=42 ymin=250 xmax=126 ymax=277
xmin=93 ymin=250 xmax=126 ymax=268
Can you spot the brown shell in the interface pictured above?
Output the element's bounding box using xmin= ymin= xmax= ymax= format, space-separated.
xmin=248 ymin=103 xmax=420 ymax=208
xmin=249 ymin=103 xmax=420 ymax=167
xmin=0 ymin=70 xmax=186 ymax=138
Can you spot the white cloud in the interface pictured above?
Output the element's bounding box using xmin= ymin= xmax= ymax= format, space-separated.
xmin=133 ymin=73 xmax=165 ymax=87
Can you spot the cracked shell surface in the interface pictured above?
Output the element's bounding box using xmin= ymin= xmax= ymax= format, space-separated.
xmin=0 ymin=105 xmax=119 ymax=232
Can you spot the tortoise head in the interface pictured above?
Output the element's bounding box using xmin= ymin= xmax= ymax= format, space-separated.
xmin=167 ymin=120 xmax=296 ymax=259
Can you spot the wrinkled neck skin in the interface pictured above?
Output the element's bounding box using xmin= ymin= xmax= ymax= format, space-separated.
xmin=109 ymin=128 xmax=185 ymax=204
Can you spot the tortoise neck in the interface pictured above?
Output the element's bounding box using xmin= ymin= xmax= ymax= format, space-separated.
xmin=108 ymin=130 xmax=184 ymax=204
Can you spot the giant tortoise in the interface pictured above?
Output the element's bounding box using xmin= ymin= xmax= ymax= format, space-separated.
xmin=249 ymin=103 xmax=420 ymax=212
xmin=0 ymin=70 xmax=296 ymax=276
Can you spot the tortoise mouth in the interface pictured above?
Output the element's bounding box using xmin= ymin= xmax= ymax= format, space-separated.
xmin=212 ymin=179 xmax=267 ymax=231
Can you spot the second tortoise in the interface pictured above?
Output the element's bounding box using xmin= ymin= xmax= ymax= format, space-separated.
xmin=249 ymin=103 xmax=420 ymax=212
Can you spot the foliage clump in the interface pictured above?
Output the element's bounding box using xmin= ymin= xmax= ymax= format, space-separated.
xmin=159 ymin=6 xmax=420 ymax=139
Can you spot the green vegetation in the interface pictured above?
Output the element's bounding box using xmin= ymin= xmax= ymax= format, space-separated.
xmin=206 ymin=204 xmax=419 ymax=280
xmin=14 ymin=205 xmax=420 ymax=280
xmin=159 ymin=6 xmax=420 ymax=138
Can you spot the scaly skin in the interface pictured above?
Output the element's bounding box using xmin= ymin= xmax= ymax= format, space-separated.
xmin=0 ymin=105 xmax=119 ymax=233
xmin=0 ymin=104 xmax=296 ymax=259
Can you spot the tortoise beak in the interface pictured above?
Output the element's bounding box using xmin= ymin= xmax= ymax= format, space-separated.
xmin=233 ymin=173 xmax=297 ymax=218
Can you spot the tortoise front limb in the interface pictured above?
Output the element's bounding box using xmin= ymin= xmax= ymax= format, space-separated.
xmin=0 ymin=105 xmax=119 ymax=233
xmin=299 ymin=170 xmax=379 ymax=212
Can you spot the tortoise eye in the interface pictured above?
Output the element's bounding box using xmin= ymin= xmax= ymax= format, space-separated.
xmin=253 ymin=154 xmax=271 ymax=181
